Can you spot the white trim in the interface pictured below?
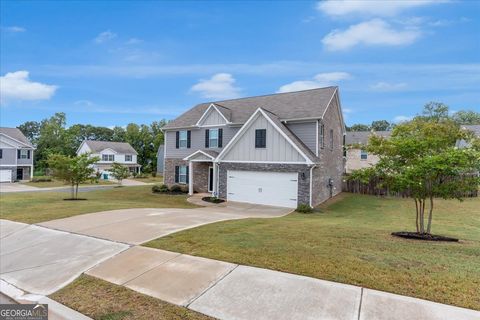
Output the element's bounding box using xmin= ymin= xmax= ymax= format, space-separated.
xmin=196 ymin=103 xmax=231 ymax=126
xmin=163 ymin=132 xmax=167 ymax=184
xmin=183 ymin=150 xmax=216 ymax=161
xmin=0 ymin=139 xmax=19 ymax=148
xmin=0 ymin=164 xmax=34 ymax=167
xmin=76 ymin=140 xmax=88 ymax=154
xmin=198 ymin=124 xmax=227 ymax=128
xmin=216 ymin=108 xmax=313 ymax=164
xmin=188 ymin=162 xmax=193 ymax=195
xmin=281 ymin=117 xmax=321 ymax=123
xmin=218 ymin=160 xmax=308 ymax=165
xmin=309 ymin=165 xmax=315 ymax=207
xmin=0 ymin=133 xmax=33 ymax=149
xmin=321 ymin=87 xmax=337 ymax=119
xmin=315 ymin=120 xmax=319 ymax=156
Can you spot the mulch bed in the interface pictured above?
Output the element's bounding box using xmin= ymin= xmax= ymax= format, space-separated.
xmin=202 ymin=197 xmax=225 ymax=204
xmin=392 ymin=231 xmax=459 ymax=242
xmin=63 ymin=198 xmax=88 ymax=201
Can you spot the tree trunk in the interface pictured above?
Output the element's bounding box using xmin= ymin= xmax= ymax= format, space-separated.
xmin=414 ymin=199 xmax=420 ymax=233
xmin=71 ymin=182 xmax=75 ymax=199
xmin=418 ymin=199 xmax=425 ymax=234
xmin=427 ymin=196 xmax=434 ymax=234
xmin=75 ymin=183 xmax=79 ymax=199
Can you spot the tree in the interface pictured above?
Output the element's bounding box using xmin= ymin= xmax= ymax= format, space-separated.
xmin=370 ymin=120 xmax=391 ymax=131
xmin=420 ymin=102 xmax=449 ymax=122
xmin=47 ymin=153 xmax=100 ymax=199
xmin=351 ymin=118 xmax=480 ymax=235
xmin=35 ymin=113 xmax=72 ymax=169
xmin=348 ymin=124 xmax=370 ymax=131
xmin=452 ymin=110 xmax=480 ymax=125
xmin=17 ymin=121 xmax=41 ymax=145
xmin=110 ymin=162 xmax=130 ymax=186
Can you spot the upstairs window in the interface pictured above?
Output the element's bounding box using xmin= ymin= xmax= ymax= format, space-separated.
xmin=209 ymin=129 xmax=219 ymax=148
xmin=329 ymin=129 xmax=334 ymax=150
xmin=18 ymin=149 xmax=30 ymax=159
xmin=179 ymin=130 xmax=188 ymax=148
xmin=320 ymin=124 xmax=325 ymax=149
xmin=255 ymin=129 xmax=267 ymax=148
xmin=360 ymin=150 xmax=368 ymax=160
xmin=102 ymin=154 xmax=115 ymax=161
xmin=125 ymin=154 xmax=133 ymax=162
xmin=0 ymin=149 xmax=2 ymax=159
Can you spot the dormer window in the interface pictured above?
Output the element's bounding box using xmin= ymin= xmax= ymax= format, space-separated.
xmin=255 ymin=129 xmax=266 ymax=148
xmin=102 ymin=154 xmax=115 ymax=161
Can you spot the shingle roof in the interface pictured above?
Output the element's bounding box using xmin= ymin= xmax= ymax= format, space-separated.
xmin=345 ymin=131 xmax=391 ymax=145
xmin=84 ymin=140 xmax=138 ymax=154
xmin=462 ymin=125 xmax=480 ymax=137
xmin=261 ymin=108 xmax=319 ymax=163
xmin=163 ymin=87 xmax=338 ymax=129
xmin=0 ymin=127 xmax=33 ymax=147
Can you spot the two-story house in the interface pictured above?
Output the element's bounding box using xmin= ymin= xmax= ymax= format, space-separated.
xmin=77 ymin=140 xmax=140 ymax=179
xmin=345 ymin=131 xmax=391 ymax=173
xmin=0 ymin=127 xmax=35 ymax=182
xmin=162 ymin=87 xmax=345 ymax=208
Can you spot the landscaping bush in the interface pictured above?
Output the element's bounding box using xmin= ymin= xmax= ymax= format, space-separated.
xmin=296 ymin=204 xmax=313 ymax=213
xmin=169 ymin=185 xmax=183 ymax=193
xmin=151 ymin=184 xmax=168 ymax=193
xmin=180 ymin=185 xmax=189 ymax=193
xmin=31 ymin=176 xmax=53 ymax=183
xmin=135 ymin=173 xmax=149 ymax=179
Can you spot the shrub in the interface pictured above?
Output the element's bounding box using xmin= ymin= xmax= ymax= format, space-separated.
xmin=169 ymin=184 xmax=183 ymax=193
xmin=135 ymin=173 xmax=148 ymax=179
xmin=296 ymin=204 xmax=313 ymax=214
xmin=180 ymin=185 xmax=189 ymax=193
xmin=31 ymin=176 xmax=53 ymax=183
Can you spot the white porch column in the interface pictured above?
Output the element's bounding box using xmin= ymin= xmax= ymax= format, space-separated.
xmin=212 ymin=162 xmax=217 ymax=196
xmin=188 ymin=161 xmax=194 ymax=195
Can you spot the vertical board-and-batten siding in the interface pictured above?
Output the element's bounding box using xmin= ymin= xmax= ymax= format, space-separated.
xmin=286 ymin=122 xmax=317 ymax=154
xmin=165 ymin=126 xmax=240 ymax=158
xmin=201 ymin=108 xmax=227 ymax=126
xmin=222 ymin=113 xmax=306 ymax=162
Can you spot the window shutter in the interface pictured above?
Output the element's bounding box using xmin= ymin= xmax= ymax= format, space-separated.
xmin=174 ymin=166 xmax=179 ymax=183
xmin=218 ymin=129 xmax=223 ymax=148
xmin=187 ymin=131 xmax=191 ymax=148
xmin=175 ymin=131 xmax=180 ymax=149
xmin=255 ymin=130 xmax=260 ymax=148
xmin=205 ymin=129 xmax=210 ymax=148
xmin=186 ymin=166 xmax=189 ymax=184
xmin=27 ymin=150 xmax=31 ymax=159
xmin=17 ymin=150 xmax=21 ymax=159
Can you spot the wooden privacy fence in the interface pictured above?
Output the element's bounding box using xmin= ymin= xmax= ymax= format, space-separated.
xmin=342 ymin=175 xmax=478 ymax=198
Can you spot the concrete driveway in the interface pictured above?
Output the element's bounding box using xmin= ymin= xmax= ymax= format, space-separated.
xmin=0 ymin=183 xmax=40 ymax=193
xmin=38 ymin=203 xmax=291 ymax=245
xmin=0 ymin=219 xmax=128 ymax=295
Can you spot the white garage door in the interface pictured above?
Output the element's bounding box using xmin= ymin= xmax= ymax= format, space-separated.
xmin=0 ymin=170 xmax=12 ymax=183
xmin=227 ymin=170 xmax=298 ymax=208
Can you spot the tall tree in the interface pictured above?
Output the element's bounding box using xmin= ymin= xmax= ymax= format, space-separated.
xmin=35 ymin=113 xmax=70 ymax=169
xmin=370 ymin=120 xmax=391 ymax=131
xmin=348 ymin=124 xmax=370 ymax=132
xmin=17 ymin=121 xmax=41 ymax=145
xmin=452 ymin=110 xmax=480 ymax=125
xmin=351 ymin=118 xmax=480 ymax=236
xmin=420 ymin=102 xmax=450 ymax=121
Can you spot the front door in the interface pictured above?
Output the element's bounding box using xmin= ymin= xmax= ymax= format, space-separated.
xmin=208 ymin=167 xmax=214 ymax=192
xmin=16 ymin=168 xmax=23 ymax=180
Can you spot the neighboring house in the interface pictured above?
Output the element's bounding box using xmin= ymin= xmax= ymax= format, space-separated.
xmin=157 ymin=144 xmax=164 ymax=174
xmin=345 ymin=131 xmax=391 ymax=173
xmin=161 ymin=87 xmax=345 ymax=208
xmin=77 ymin=140 xmax=140 ymax=179
xmin=0 ymin=127 xmax=35 ymax=182
xmin=457 ymin=124 xmax=480 ymax=148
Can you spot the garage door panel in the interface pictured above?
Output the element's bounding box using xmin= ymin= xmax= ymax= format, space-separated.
xmin=227 ymin=170 xmax=298 ymax=208
xmin=0 ymin=170 xmax=12 ymax=183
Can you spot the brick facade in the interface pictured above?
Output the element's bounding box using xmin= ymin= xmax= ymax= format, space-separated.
xmin=164 ymin=158 xmax=211 ymax=193
xmin=218 ymin=162 xmax=311 ymax=206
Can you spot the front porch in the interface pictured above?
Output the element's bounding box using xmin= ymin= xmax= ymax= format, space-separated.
xmin=183 ymin=150 xmax=219 ymax=196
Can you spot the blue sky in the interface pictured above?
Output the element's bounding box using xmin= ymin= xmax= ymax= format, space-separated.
xmin=1 ymin=0 xmax=479 ymax=128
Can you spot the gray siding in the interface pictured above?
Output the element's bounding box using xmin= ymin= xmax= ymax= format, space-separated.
xmin=286 ymin=121 xmax=317 ymax=154
xmin=222 ymin=113 xmax=305 ymax=163
xmin=0 ymin=149 xmax=17 ymax=165
xmin=165 ymin=126 xmax=239 ymax=159
xmin=201 ymin=109 xmax=226 ymax=126
xmin=157 ymin=144 xmax=164 ymax=173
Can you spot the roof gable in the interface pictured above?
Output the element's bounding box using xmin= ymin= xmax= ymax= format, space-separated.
xmin=80 ymin=140 xmax=138 ymax=154
xmin=196 ymin=104 xmax=231 ymax=126
xmin=164 ymin=87 xmax=338 ymax=129
xmin=0 ymin=127 xmax=33 ymax=148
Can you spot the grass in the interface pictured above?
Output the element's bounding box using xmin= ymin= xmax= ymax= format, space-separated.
xmin=23 ymin=179 xmax=115 ymax=188
xmin=145 ymin=193 xmax=480 ymax=310
xmin=0 ymin=185 xmax=196 ymax=224
xmin=50 ymin=275 xmax=212 ymax=320
xmin=132 ymin=176 xmax=164 ymax=183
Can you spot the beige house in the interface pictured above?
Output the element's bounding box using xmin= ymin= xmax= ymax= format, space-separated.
xmin=345 ymin=131 xmax=391 ymax=173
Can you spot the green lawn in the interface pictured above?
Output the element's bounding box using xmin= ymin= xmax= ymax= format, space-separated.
xmin=0 ymin=186 xmax=196 ymax=224
xmin=132 ymin=176 xmax=164 ymax=184
xmin=50 ymin=275 xmax=212 ymax=320
xmin=23 ymin=179 xmax=115 ymax=188
xmin=145 ymin=193 xmax=480 ymax=310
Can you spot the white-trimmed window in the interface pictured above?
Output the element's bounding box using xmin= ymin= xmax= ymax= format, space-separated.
xmin=102 ymin=154 xmax=115 ymax=161
xmin=20 ymin=149 xmax=28 ymax=159
xmin=179 ymin=130 xmax=188 ymax=148
xmin=360 ymin=150 xmax=368 ymax=160
xmin=125 ymin=154 xmax=132 ymax=162
xmin=179 ymin=166 xmax=187 ymax=184
xmin=209 ymin=129 xmax=219 ymax=148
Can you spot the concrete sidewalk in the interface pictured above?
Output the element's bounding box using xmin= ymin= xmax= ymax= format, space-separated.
xmin=87 ymin=246 xmax=480 ymax=320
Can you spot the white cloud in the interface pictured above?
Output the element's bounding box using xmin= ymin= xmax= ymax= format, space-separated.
xmin=190 ymin=73 xmax=241 ymax=100
xmin=4 ymin=26 xmax=26 ymax=32
xmin=393 ymin=115 xmax=413 ymax=123
xmin=125 ymin=38 xmax=143 ymax=45
xmin=371 ymin=81 xmax=407 ymax=91
xmin=94 ymin=30 xmax=117 ymax=44
xmin=277 ymin=72 xmax=351 ymax=93
xmin=317 ymin=0 xmax=443 ymax=18
xmin=322 ymin=19 xmax=421 ymax=51
xmin=342 ymin=108 xmax=353 ymax=114
xmin=0 ymin=71 xmax=57 ymax=103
